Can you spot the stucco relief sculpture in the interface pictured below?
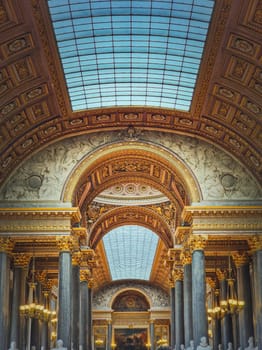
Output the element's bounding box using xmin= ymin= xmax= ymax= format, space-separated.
xmin=92 ymin=281 xmax=170 ymax=310
xmin=0 ymin=131 xmax=260 ymax=201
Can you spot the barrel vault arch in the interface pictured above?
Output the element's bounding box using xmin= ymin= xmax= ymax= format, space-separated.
xmin=88 ymin=205 xmax=173 ymax=249
xmin=62 ymin=141 xmax=202 ymax=210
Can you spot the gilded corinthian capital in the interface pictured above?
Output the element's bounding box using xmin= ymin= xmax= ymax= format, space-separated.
xmin=56 ymin=236 xmax=75 ymax=252
xmin=189 ymin=235 xmax=208 ymax=251
xmin=0 ymin=237 xmax=14 ymax=253
xmin=72 ymin=251 xmax=82 ymax=266
xmin=13 ymin=253 xmax=31 ymax=268
xmin=180 ymin=250 xmax=192 ymax=265
xmin=248 ymin=235 xmax=262 ymax=252
xmin=232 ymin=252 xmax=249 ymax=267
xmin=173 ymin=268 xmax=184 ymax=282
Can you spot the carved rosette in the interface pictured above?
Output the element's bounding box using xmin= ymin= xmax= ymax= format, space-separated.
xmin=0 ymin=237 xmax=14 ymax=253
xmin=248 ymin=235 xmax=262 ymax=252
xmin=13 ymin=253 xmax=31 ymax=268
xmin=232 ymin=252 xmax=250 ymax=267
xmin=189 ymin=235 xmax=207 ymax=251
xmin=56 ymin=236 xmax=75 ymax=252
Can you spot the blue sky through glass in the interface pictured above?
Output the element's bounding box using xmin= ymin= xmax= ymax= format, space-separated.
xmin=48 ymin=0 xmax=214 ymax=111
xmin=103 ymin=225 xmax=159 ymax=280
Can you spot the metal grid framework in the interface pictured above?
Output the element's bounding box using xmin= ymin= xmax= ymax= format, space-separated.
xmin=103 ymin=225 xmax=159 ymax=280
xmin=48 ymin=0 xmax=214 ymax=111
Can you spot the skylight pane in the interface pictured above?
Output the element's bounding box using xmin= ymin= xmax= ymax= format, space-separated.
xmin=103 ymin=225 xmax=159 ymax=281
xmin=48 ymin=0 xmax=214 ymax=111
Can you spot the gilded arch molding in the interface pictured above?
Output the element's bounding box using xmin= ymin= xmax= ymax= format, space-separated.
xmin=62 ymin=142 xmax=201 ymax=208
xmin=88 ymin=206 xmax=173 ymax=249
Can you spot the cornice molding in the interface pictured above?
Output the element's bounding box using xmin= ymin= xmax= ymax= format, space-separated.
xmin=182 ymin=205 xmax=262 ymax=222
xmin=0 ymin=207 xmax=81 ymax=221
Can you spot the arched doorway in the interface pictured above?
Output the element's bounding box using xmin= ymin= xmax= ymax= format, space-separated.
xmin=112 ymin=290 xmax=150 ymax=350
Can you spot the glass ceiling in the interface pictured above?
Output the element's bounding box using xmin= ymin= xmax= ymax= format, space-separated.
xmin=103 ymin=225 xmax=159 ymax=280
xmin=47 ymin=0 xmax=214 ymax=111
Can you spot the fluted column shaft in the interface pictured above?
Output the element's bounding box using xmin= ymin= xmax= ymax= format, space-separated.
xmin=56 ymin=237 xmax=73 ymax=349
xmin=0 ymin=238 xmax=14 ymax=350
xmin=234 ymin=253 xmax=253 ymax=348
xmin=170 ymin=286 xmax=175 ymax=350
xmin=191 ymin=237 xmax=208 ymax=344
xmin=182 ymin=253 xmax=193 ymax=347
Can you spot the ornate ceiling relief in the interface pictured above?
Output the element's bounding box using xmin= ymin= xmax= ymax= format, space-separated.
xmin=201 ymin=0 xmax=262 ymax=177
xmin=0 ymin=131 xmax=260 ymax=203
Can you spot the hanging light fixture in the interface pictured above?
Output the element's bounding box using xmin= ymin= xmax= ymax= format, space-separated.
xmin=19 ymin=243 xmax=56 ymax=321
xmin=207 ymin=256 xmax=224 ymax=319
xmin=208 ymin=288 xmax=225 ymax=319
xmin=219 ymin=253 xmax=245 ymax=315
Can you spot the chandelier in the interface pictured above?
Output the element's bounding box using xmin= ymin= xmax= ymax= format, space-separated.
xmin=208 ymin=288 xmax=225 ymax=320
xmin=20 ymin=246 xmax=56 ymax=322
xmin=219 ymin=254 xmax=245 ymax=315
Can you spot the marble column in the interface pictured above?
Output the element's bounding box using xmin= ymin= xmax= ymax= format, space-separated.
xmin=149 ymin=319 xmax=155 ymax=350
xmin=249 ymin=236 xmax=262 ymax=349
xmin=181 ymin=251 xmax=193 ymax=348
xmin=56 ymin=236 xmax=73 ymax=349
xmin=233 ymin=252 xmax=253 ymax=349
xmin=170 ymin=284 xmax=175 ymax=350
xmin=107 ymin=320 xmax=112 ymax=350
xmin=191 ymin=236 xmax=208 ymax=345
xmin=174 ymin=269 xmax=184 ymax=349
xmin=87 ymin=281 xmax=93 ymax=350
xmin=72 ymin=252 xmax=81 ymax=350
xmin=217 ymin=269 xmax=233 ymax=349
xmin=0 ymin=237 xmax=14 ymax=350
xmin=10 ymin=253 xmax=30 ymax=350
xmin=79 ymin=271 xmax=89 ymax=350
